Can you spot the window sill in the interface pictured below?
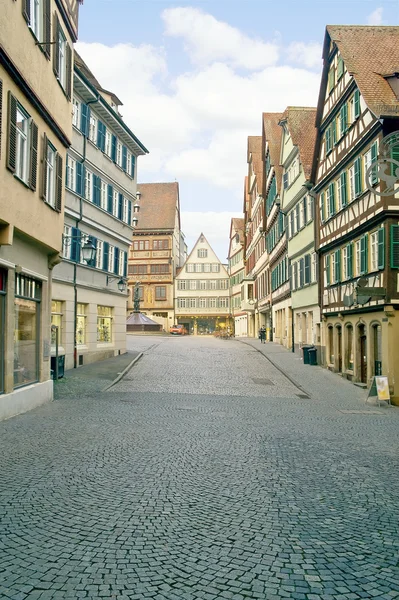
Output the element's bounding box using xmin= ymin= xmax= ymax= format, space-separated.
xmin=13 ymin=174 xmax=31 ymax=189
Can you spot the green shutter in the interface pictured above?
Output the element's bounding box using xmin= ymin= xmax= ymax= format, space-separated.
xmin=6 ymin=91 xmax=17 ymax=173
xmin=340 ymin=103 xmax=347 ymax=135
xmin=329 ymin=182 xmax=335 ymax=216
xmin=321 ymin=192 xmax=326 ymax=223
xmin=360 ymin=234 xmax=368 ymax=274
xmin=378 ymin=227 xmax=385 ymax=269
xmin=347 ymin=243 xmax=353 ymax=279
xmin=326 ymin=126 xmax=331 ymax=153
xmin=354 ymin=157 xmax=362 ymax=196
xmin=371 ymin=142 xmax=378 ymax=185
xmin=326 ymin=254 xmax=330 ymax=286
xmin=341 ymin=171 xmax=347 ymax=206
xmin=328 ymin=68 xmax=335 ymax=93
xmin=354 ymin=89 xmax=360 ymax=119
xmin=332 ymin=119 xmax=337 ymax=145
xmin=390 ymin=225 xmax=399 ymax=269
xmin=337 ymin=56 xmax=344 ymax=79
xmin=335 ymin=249 xmax=341 ymax=283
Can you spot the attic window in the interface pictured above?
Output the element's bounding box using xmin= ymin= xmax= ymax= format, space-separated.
xmin=384 ymin=74 xmax=399 ymax=101
xmin=235 ymin=233 xmax=240 ymax=243
xmin=200 ymin=235 xmax=205 ymax=243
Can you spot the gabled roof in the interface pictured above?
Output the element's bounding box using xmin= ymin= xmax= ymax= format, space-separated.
xmin=180 ymin=232 xmax=225 ymax=270
xmin=136 ymin=183 xmax=180 ymax=231
xmin=262 ymin=112 xmax=284 ymax=191
xmin=321 ymin=26 xmax=399 ymax=121
xmin=247 ymin=136 xmax=263 ymax=194
xmin=279 ymin=107 xmax=317 ymax=180
xmin=230 ymin=218 xmax=245 ymax=242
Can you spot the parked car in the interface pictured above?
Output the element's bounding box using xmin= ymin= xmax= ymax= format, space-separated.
xmin=170 ymin=324 xmax=187 ymax=335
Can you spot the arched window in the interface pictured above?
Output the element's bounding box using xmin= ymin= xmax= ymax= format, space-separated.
xmin=372 ymin=323 xmax=382 ymax=375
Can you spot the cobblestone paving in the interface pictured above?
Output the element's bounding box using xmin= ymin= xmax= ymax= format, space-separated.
xmin=1 ymin=336 xmax=398 ymax=600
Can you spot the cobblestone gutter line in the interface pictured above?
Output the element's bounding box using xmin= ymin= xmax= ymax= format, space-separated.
xmin=102 ymin=352 xmax=144 ymax=392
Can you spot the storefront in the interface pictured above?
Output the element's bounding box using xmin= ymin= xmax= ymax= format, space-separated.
xmin=14 ymin=274 xmax=41 ymax=388
xmin=177 ymin=315 xmax=231 ymax=335
xmin=0 ymin=269 xmax=6 ymax=394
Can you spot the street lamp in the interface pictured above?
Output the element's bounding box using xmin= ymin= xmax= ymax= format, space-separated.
xmin=132 ymin=216 xmax=138 ymax=227
xmin=106 ymin=275 xmax=127 ymax=293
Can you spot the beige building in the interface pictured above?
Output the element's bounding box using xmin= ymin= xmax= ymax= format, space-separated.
xmin=175 ymin=234 xmax=230 ymax=335
xmin=0 ymin=0 xmax=82 ymax=420
xmin=52 ymin=53 xmax=148 ymax=370
xmin=279 ymin=108 xmax=320 ymax=357
xmin=127 ymin=183 xmax=184 ymax=331
xmin=228 ymin=218 xmax=247 ymax=336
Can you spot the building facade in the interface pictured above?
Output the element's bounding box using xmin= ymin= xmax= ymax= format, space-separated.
xmin=175 ymin=234 xmax=230 ymax=335
xmin=279 ymin=108 xmax=320 ymax=356
xmin=127 ymin=183 xmax=184 ymax=331
xmin=228 ymin=218 xmax=246 ymax=336
xmin=314 ymin=26 xmax=399 ymax=403
xmin=0 ymin=0 xmax=82 ymax=420
xmin=52 ymin=53 xmax=148 ymax=370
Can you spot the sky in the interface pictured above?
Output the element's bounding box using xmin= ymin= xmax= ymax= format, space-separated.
xmin=76 ymin=0 xmax=399 ymax=261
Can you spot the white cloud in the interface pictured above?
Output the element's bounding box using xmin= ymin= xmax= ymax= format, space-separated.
xmin=162 ymin=7 xmax=279 ymax=70
xmin=285 ymin=42 xmax=323 ymax=69
xmin=367 ymin=7 xmax=383 ymax=25
xmin=181 ymin=211 xmax=243 ymax=261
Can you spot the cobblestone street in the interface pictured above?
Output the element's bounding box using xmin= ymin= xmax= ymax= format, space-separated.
xmin=1 ymin=336 xmax=398 ymax=600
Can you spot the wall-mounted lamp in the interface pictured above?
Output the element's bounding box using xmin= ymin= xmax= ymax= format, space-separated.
xmin=133 ymin=203 xmax=140 ymax=213
xmin=132 ymin=216 xmax=138 ymax=227
xmin=62 ymin=234 xmax=97 ymax=265
xmin=106 ymin=275 xmax=127 ymax=293
xmin=136 ymin=190 xmax=141 ymax=200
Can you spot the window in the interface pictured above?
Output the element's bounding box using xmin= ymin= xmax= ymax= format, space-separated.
xmin=346 ymin=325 xmax=354 ymax=370
xmin=199 ymin=280 xmax=207 ymax=290
xmin=119 ymin=251 xmax=125 ymax=277
xmin=349 ymin=165 xmax=355 ymax=202
xmin=56 ymin=25 xmax=67 ymax=89
xmin=44 ymin=141 xmax=56 ymax=208
xmin=88 ymin=114 xmax=97 ymax=143
xmin=186 ymin=264 xmax=194 ymax=272
xmin=116 ymin=141 xmax=122 ymax=167
xmin=339 ymin=104 xmax=348 ymax=137
xmin=219 ymin=297 xmax=228 ymax=308
xmin=199 ymin=298 xmax=207 ymax=308
xmin=123 ymin=198 xmax=129 ymax=222
xmin=189 ymin=280 xmax=196 ymax=290
xmin=14 ymin=275 xmax=41 ymax=388
xmin=198 ymin=249 xmax=208 ymax=258
xmin=325 ymin=126 xmax=332 ymax=154
xmin=209 ymin=298 xmax=217 ymax=308
xmin=15 ymin=105 xmax=30 ymax=184
xmin=177 ymin=280 xmax=186 ymax=290
xmin=63 ymin=225 xmax=72 ymax=259
xmin=151 ymin=264 xmax=169 ymax=274
xmin=337 ymin=55 xmax=344 ymax=80
xmin=188 ymin=298 xmax=196 ymax=308
xmin=51 ymin=301 xmax=63 ymax=345
xmin=370 ymin=230 xmax=380 ymax=272
xmin=126 ymin=150 xmax=132 ymax=175
xmin=211 ymin=264 xmax=220 ymax=273
xmin=342 ymin=246 xmax=348 ymax=280
xmin=153 ymin=240 xmax=169 ymax=250
xmin=113 ymin=190 xmax=119 ymax=216
xmin=155 ymin=286 xmax=166 ymax=300
xmin=203 ymin=263 xmax=211 ymax=272
xmin=108 ymin=246 xmax=115 ymax=272
xmin=66 ymin=155 xmax=76 ymax=191
xmin=72 ymin=98 xmax=80 ymax=128
xmin=75 ymin=303 xmax=86 ymax=345
xmin=100 ymin=181 xmax=107 ymax=210
xmin=85 ymin=170 xmax=92 ymax=202
xmin=178 ymin=298 xmax=186 ymax=308
xmin=96 ymin=240 xmax=103 ymax=270
xmin=133 ymin=240 xmax=150 ymax=251
xmin=355 ymin=239 xmax=362 ymax=276
xmin=97 ymin=306 xmax=112 ymax=342
xmin=337 ymin=171 xmax=347 ymax=209
xmin=29 ymin=0 xmax=42 ymax=40
xmin=311 ymin=253 xmax=317 ymax=282
xmin=129 ymin=264 xmax=147 ymax=275
xmin=105 ymin=131 xmax=112 ymax=157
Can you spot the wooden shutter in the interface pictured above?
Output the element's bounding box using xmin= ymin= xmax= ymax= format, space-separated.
xmin=114 ymin=247 xmax=120 ymax=274
xmin=347 ymin=243 xmax=353 ymax=279
xmin=283 ymin=172 xmax=288 ymax=189
xmin=341 ymin=171 xmax=347 ymax=206
xmin=111 ymin=135 xmax=117 ymax=162
xmin=41 ymin=133 xmax=48 ymax=200
xmin=335 ymin=249 xmax=341 ymax=283
xmin=118 ymin=193 xmax=123 ymax=220
xmin=65 ymin=44 xmax=72 ymax=100
xmin=360 ymin=234 xmax=368 ymax=274
xmin=371 ymin=142 xmax=378 ymax=185
xmin=80 ymin=105 xmax=90 ymax=137
xmin=325 ymin=254 xmax=330 ymax=286
xmin=354 ymin=89 xmax=360 ymax=119
xmin=103 ymin=241 xmax=109 ymax=271
xmin=53 ymin=13 xmax=60 ymax=78
xmin=55 ymin=153 xmax=63 ymax=211
xmin=123 ymin=252 xmax=127 ymax=277
xmin=329 ymin=182 xmax=335 ymax=215
xmin=304 ymin=254 xmax=310 ymax=284
xmin=128 ymin=201 xmax=132 ymax=225
xmin=340 ymin=104 xmax=347 ymax=135
xmin=70 ymin=227 xmax=81 ymax=262
xmin=337 ymin=56 xmax=344 ymax=79
xmin=29 ymin=120 xmax=38 ymax=191
xmin=107 ymin=184 xmax=113 ymax=213
xmin=354 ymin=157 xmax=361 ymax=196
xmin=43 ymin=0 xmax=51 ymax=59
xmin=320 ymin=192 xmax=325 ymax=223
xmin=391 ymin=144 xmax=399 ymax=176
xmin=22 ymin=0 xmax=30 ymax=24
xmin=6 ymin=91 xmax=17 ymax=173
xmin=75 ymin=161 xmax=83 ymax=196
xmin=390 ymin=225 xmax=399 ymax=269
xmin=122 ymin=145 xmax=127 ymax=171
xmin=131 ymin=155 xmax=135 ymax=178
xmin=0 ymin=79 xmax=3 ymax=161
xmin=299 ymin=258 xmax=304 ymax=287
xmin=377 ymin=227 xmax=385 ymax=269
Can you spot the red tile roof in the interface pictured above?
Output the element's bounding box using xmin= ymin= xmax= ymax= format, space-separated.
xmin=136 ymin=183 xmax=180 ymax=231
xmin=279 ymin=107 xmax=317 ymax=180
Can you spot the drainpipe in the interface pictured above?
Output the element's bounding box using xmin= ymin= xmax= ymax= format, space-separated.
xmin=73 ymin=94 xmax=100 ymax=369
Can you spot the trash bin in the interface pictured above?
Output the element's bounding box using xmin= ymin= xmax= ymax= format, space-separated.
xmin=308 ymin=348 xmax=318 ymax=366
xmin=51 ymin=355 xmax=65 ymax=379
xmin=302 ymin=345 xmax=313 ymax=365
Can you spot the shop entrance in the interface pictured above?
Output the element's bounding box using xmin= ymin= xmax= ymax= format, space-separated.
xmin=358 ymin=324 xmax=367 ymax=384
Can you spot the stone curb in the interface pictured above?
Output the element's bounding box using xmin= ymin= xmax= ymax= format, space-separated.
xmin=237 ymin=339 xmax=312 ymax=399
xmin=102 ymin=352 xmax=143 ymax=392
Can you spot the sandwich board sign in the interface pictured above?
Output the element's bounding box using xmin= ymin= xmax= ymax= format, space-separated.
xmin=366 ymin=376 xmax=391 ymax=406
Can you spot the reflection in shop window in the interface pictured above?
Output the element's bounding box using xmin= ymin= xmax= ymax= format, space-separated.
xmin=97 ymin=306 xmax=112 ymax=342
xmin=76 ymin=303 xmax=87 ymax=345
xmin=51 ymin=301 xmax=63 ymax=345
xmin=346 ymin=325 xmax=354 ymax=370
xmin=14 ymin=275 xmax=41 ymax=388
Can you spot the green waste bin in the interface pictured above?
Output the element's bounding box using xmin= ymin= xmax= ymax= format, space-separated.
xmin=308 ymin=348 xmax=317 ymax=366
xmin=302 ymin=345 xmax=313 ymax=365
xmin=51 ymin=355 xmax=65 ymax=379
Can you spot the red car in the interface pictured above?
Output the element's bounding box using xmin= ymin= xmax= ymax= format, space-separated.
xmin=170 ymin=324 xmax=187 ymax=335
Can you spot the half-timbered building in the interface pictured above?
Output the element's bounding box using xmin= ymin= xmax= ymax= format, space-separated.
xmin=313 ymin=25 xmax=399 ymax=403
xmin=228 ymin=218 xmax=246 ymax=336
xmin=263 ymin=113 xmax=290 ymax=347
xmin=279 ymin=108 xmax=319 ymax=356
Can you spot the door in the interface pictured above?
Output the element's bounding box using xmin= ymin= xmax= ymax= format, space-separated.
xmin=359 ymin=327 xmax=367 ymax=383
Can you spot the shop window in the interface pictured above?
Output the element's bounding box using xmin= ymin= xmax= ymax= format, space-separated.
xmin=14 ymin=274 xmax=41 ymax=388
xmin=0 ymin=269 xmax=6 ymax=394
xmin=97 ymin=306 xmax=112 ymax=342
xmin=51 ymin=300 xmax=63 ymax=345
xmin=346 ymin=325 xmax=354 ymax=371
xmin=76 ymin=303 xmax=87 ymax=345
xmin=328 ymin=326 xmax=334 ymax=365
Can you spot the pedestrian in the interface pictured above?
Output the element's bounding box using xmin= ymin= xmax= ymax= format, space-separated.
xmin=259 ymin=326 xmax=266 ymax=344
